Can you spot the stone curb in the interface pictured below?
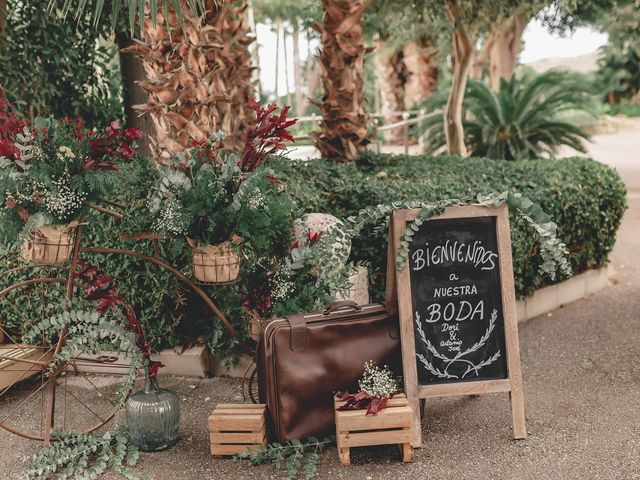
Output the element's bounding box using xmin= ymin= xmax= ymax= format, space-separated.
xmin=516 ymin=265 xmax=615 ymax=323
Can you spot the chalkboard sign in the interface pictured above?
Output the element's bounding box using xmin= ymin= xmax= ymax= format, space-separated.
xmin=409 ymin=216 xmax=508 ymax=385
xmin=387 ymin=205 xmax=526 ymax=447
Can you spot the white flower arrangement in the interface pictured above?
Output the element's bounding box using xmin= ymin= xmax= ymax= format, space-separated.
xmin=43 ymin=174 xmax=88 ymax=219
xmin=358 ymin=361 xmax=400 ymax=399
xmin=152 ymin=197 xmax=189 ymax=236
xmin=270 ymin=269 xmax=295 ymax=302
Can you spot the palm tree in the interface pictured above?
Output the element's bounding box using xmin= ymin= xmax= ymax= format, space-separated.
xmin=57 ymin=1 xmax=254 ymax=162
xmin=313 ymin=0 xmax=370 ymax=162
xmin=419 ymin=71 xmax=591 ymax=160
xmin=122 ymin=1 xmax=255 ymax=162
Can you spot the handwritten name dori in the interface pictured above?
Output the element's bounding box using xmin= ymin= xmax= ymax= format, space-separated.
xmin=412 ymin=240 xmax=498 ymax=271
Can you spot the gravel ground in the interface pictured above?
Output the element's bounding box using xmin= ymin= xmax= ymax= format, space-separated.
xmin=2 ymin=127 xmax=640 ymax=479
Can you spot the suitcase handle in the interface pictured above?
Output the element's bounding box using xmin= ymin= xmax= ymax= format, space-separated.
xmin=288 ymin=301 xmax=363 ymax=351
xmin=322 ymin=300 xmax=362 ymax=315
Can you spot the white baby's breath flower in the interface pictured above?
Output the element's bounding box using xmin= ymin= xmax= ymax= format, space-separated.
xmin=358 ymin=361 xmax=400 ymax=399
xmin=56 ymin=146 xmax=76 ymax=161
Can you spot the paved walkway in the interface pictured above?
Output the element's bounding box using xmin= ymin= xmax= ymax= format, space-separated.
xmin=2 ymin=123 xmax=640 ymax=479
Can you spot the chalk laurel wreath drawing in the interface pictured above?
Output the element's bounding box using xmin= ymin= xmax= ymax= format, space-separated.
xmin=415 ymin=308 xmax=501 ymax=379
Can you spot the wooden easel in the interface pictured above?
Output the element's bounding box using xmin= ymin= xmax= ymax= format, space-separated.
xmin=386 ymin=205 xmax=526 ymax=448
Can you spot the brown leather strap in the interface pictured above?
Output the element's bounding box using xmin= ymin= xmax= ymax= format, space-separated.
xmin=287 ymin=314 xmax=307 ymax=351
xmin=321 ymin=300 xmax=361 ymax=315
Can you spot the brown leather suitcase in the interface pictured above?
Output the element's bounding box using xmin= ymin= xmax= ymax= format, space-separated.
xmin=256 ymin=301 xmax=401 ymax=442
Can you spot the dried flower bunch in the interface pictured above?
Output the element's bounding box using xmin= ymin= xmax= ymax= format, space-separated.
xmin=0 ymin=105 xmax=142 ymax=241
xmin=336 ymin=361 xmax=401 ymax=415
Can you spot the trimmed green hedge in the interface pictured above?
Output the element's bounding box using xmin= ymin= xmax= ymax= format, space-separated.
xmin=274 ymin=154 xmax=627 ymax=300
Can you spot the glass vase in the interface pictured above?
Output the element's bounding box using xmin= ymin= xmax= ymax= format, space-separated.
xmin=126 ymin=371 xmax=180 ymax=451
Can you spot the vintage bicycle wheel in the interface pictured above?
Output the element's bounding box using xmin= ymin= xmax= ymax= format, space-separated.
xmin=0 ymin=274 xmax=132 ymax=442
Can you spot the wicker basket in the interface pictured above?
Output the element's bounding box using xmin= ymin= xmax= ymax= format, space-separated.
xmin=246 ymin=310 xmax=272 ymax=343
xmin=189 ymin=238 xmax=241 ymax=284
xmin=21 ymin=224 xmax=75 ymax=265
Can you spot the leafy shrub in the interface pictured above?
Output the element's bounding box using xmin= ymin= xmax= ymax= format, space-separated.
xmin=0 ymin=0 xmax=122 ymax=127
xmin=418 ymin=71 xmax=592 ymax=160
xmin=273 ymin=154 xmax=627 ymax=300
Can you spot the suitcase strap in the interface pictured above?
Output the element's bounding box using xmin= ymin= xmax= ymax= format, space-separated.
xmin=288 ymin=314 xmax=308 ymax=352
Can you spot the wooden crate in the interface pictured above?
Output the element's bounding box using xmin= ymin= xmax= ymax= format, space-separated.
xmin=334 ymin=393 xmax=414 ymax=465
xmin=209 ymin=403 xmax=267 ymax=457
xmin=0 ymin=345 xmax=51 ymax=391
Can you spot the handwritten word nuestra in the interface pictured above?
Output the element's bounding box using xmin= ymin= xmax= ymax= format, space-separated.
xmin=412 ymin=240 xmax=498 ymax=271
xmin=433 ymin=284 xmax=477 ymax=298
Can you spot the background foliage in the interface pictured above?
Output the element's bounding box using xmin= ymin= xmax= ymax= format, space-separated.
xmin=0 ymin=0 xmax=122 ymax=127
xmin=273 ymin=154 xmax=627 ymax=300
xmin=417 ymin=70 xmax=592 ymax=160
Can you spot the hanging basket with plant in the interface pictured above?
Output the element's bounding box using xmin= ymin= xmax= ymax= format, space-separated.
xmin=147 ymin=100 xmax=355 ymax=342
xmin=0 ymin=111 xmax=143 ymax=265
xmin=188 ymin=235 xmax=243 ymax=284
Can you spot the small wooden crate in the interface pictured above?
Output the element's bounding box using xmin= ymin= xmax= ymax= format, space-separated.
xmin=209 ymin=403 xmax=267 ymax=457
xmin=334 ymin=393 xmax=414 ymax=465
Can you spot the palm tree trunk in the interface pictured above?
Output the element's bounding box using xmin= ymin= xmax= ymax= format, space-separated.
xmin=488 ymin=11 xmax=527 ymax=90
xmin=402 ymin=38 xmax=438 ymax=110
xmin=314 ymin=0 xmax=369 ymax=162
xmin=444 ymin=0 xmax=473 ymax=156
xmin=373 ymin=40 xmax=404 ymax=145
xmin=124 ymin=0 xmax=255 ymax=162
xmin=116 ymin=33 xmax=154 ymax=157
xmin=292 ymin=22 xmax=304 ymax=116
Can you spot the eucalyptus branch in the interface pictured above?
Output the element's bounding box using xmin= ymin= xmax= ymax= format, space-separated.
xmin=235 ymin=436 xmax=334 ymax=480
xmin=346 ymin=191 xmax=571 ymax=279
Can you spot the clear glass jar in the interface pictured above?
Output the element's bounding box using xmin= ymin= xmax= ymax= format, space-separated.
xmin=126 ymin=371 xmax=180 ymax=451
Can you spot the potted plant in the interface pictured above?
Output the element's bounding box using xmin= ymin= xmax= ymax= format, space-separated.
xmin=0 ymin=110 xmax=142 ymax=264
xmin=149 ymin=99 xmax=297 ymax=284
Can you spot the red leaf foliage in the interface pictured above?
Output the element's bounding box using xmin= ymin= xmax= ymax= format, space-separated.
xmin=76 ymin=263 xmax=161 ymax=377
xmin=335 ymin=390 xmax=394 ymax=415
xmin=238 ymin=98 xmax=297 ymax=172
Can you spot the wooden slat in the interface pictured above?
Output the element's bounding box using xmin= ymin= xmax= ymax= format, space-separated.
xmin=211 ymin=444 xmax=263 ymax=456
xmin=210 ymin=408 xmax=264 ymax=416
xmin=215 ymin=403 xmax=266 ymax=410
xmin=0 ymin=346 xmax=51 ymax=390
xmin=495 ymin=204 xmax=527 ymax=440
xmin=338 ymin=428 xmax=411 ymax=448
xmin=211 ymin=430 xmax=266 ymax=444
xmin=391 ymin=210 xmax=423 ymax=448
xmin=334 ymin=394 xmax=407 ymax=410
xmin=337 ymin=407 xmax=412 ymax=432
xmin=419 ymin=379 xmax=512 ymax=398
xmin=209 ymin=416 xmax=264 ymax=432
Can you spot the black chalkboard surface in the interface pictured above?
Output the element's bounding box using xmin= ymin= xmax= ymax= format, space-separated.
xmin=408 ymin=216 xmax=508 ymax=385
